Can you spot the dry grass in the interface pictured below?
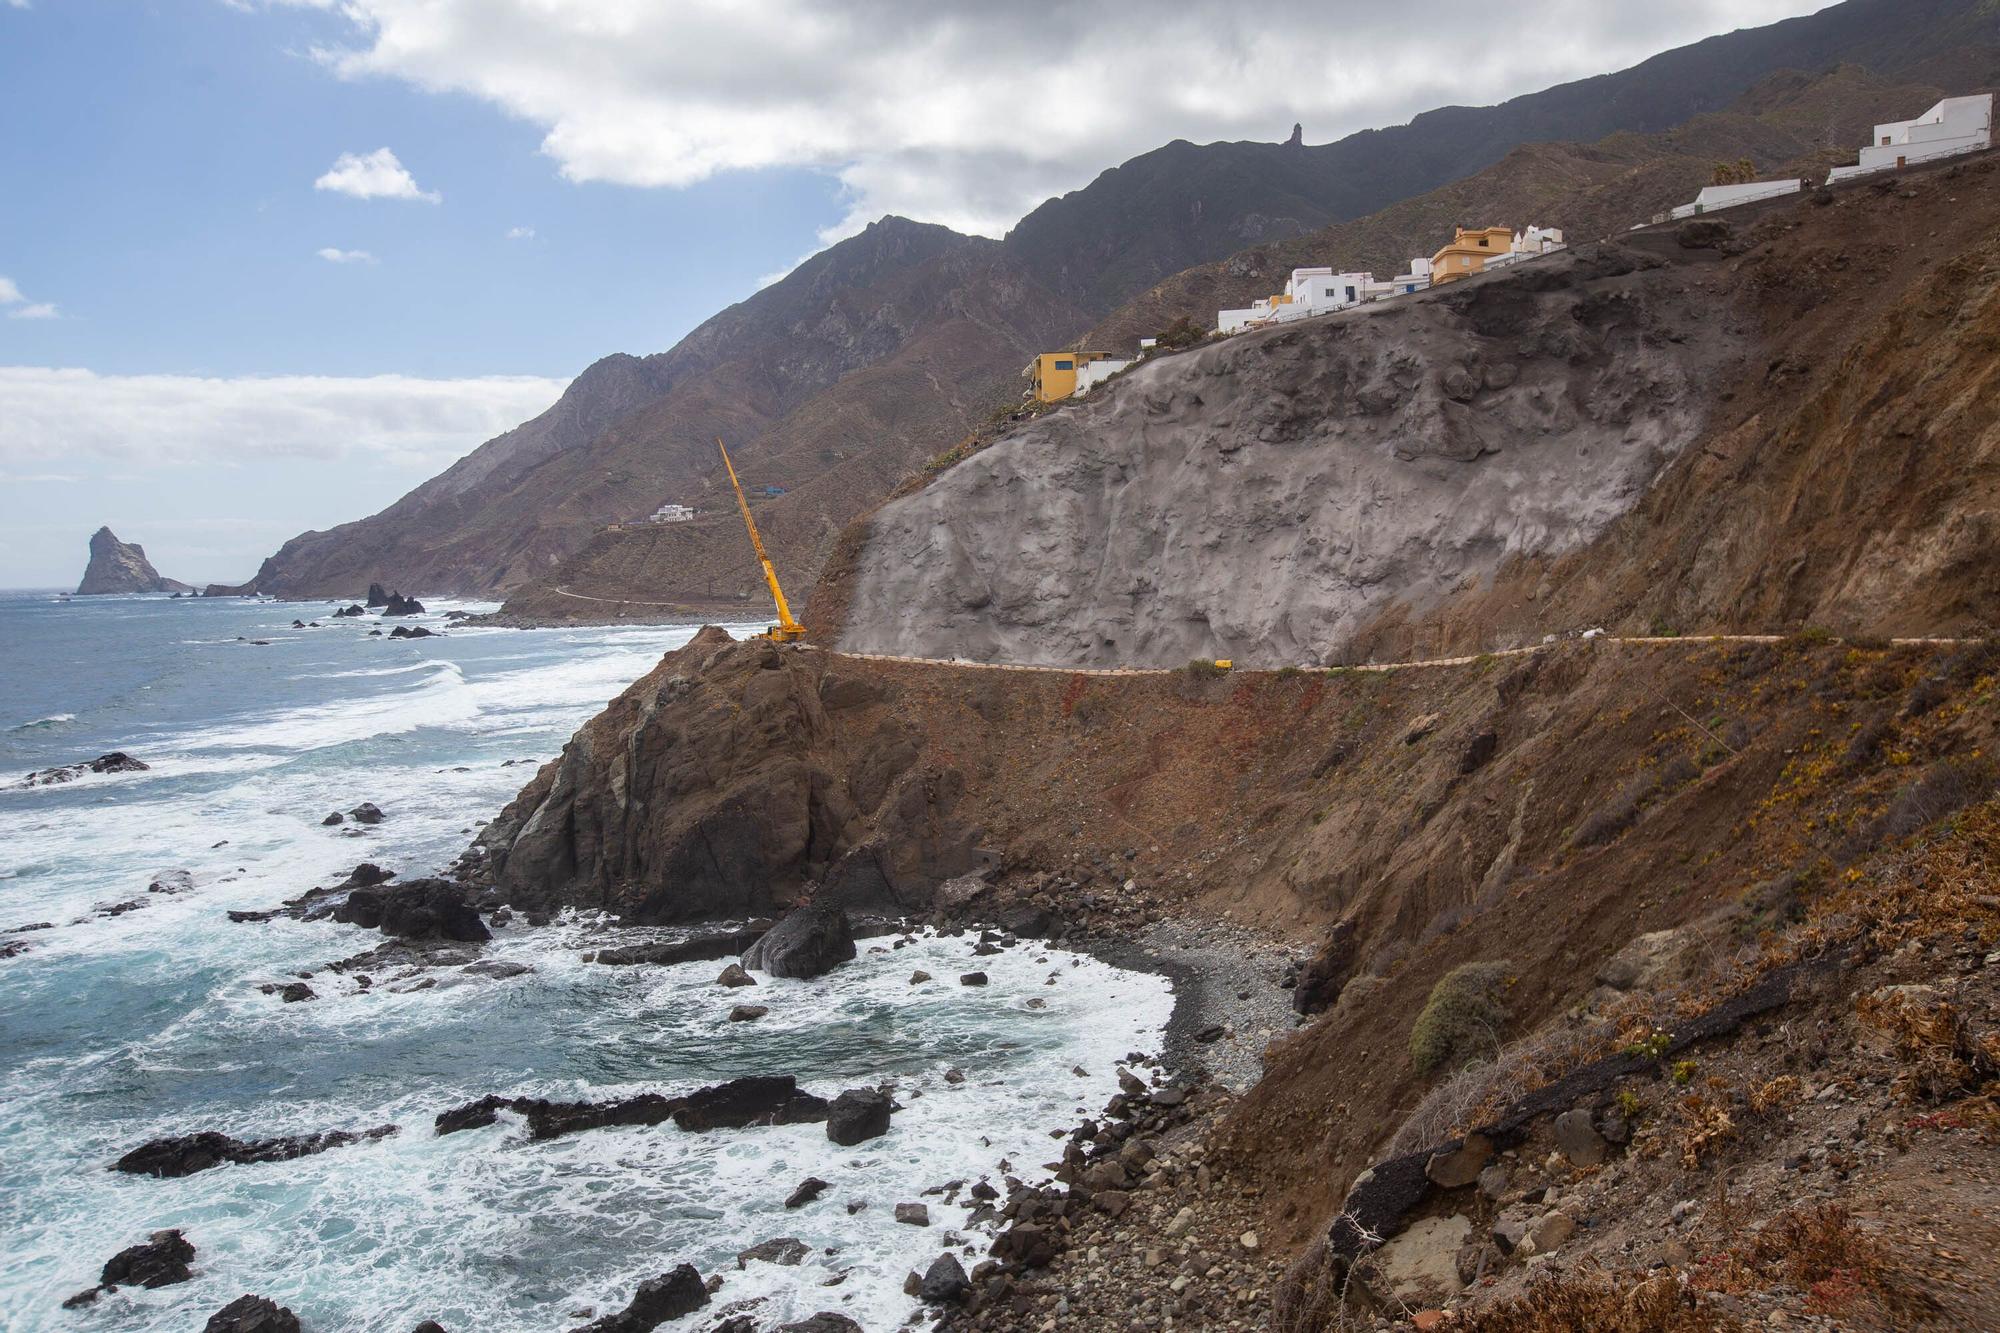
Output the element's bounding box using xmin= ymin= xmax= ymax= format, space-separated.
xmin=1437 ymin=1267 xmax=1738 ymax=1332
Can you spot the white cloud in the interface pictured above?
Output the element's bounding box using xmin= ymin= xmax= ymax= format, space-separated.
xmin=0 ymin=277 xmax=22 ymax=304
xmin=8 ymin=302 xmax=58 ymax=320
xmin=316 ymin=246 xmax=376 ymax=263
xmin=281 ymin=0 xmax=1831 ymax=240
xmin=313 ymin=146 xmax=440 ymax=202
xmin=0 ymin=367 xmax=565 ymax=471
xmin=505 ymin=225 xmax=535 ymax=240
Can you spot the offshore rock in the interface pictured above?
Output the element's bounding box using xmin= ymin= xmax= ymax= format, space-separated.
xmin=64 ymin=1229 xmax=198 ymax=1306
xmin=826 ymin=1088 xmax=893 ymax=1146
xmin=435 ymin=1075 xmax=828 ymax=1141
xmin=114 ymin=1125 xmax=398 ymax=1178
xmin=18 ymin=752 xmax=148 ymax=788
xmin=76 ymin=526 xmax=192 ymax=595
xmin=741 ymin=896 xmax=856 ymax=979
xmin=332 ymin=879 xmax=490 ymax=942
xmin=202 ymin=1295 xmax=302 ymax=1333
xmin=567 ymin=1264 xmax=708 ymax=1333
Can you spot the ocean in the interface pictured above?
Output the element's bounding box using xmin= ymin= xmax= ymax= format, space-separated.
xmin=0 ymin=592 xmax=1172 ymax=1332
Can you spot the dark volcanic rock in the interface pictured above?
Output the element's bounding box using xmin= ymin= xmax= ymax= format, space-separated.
xmin=18 ymin=751 xmax=148 ymax=787
xmin=785 ymin=1176 xmax=830 ymax=1208
xmin=389 ymin=625 xmax=436 ymax=639
xmin=740 ymin=896 xmax=856 ymax=980
xmin=736 ymin=1236 xmax=809 ymax=1269
xmin=332 ymin=879 xmax=490 ymax=942
xmin=776 ymin=1314 xmax=864 ymax=1332
xmin=115 ymin=1125 xmax=397 ymax=1178
xmin=435 ymin=1076 xmax=827 ymax=1141
xmin=202 ymin=1294 xmax=301 ymax=1333
xmin=920 ymin=1251 xmax=970 ymax=1303
xmin=333 ymin=604 xmax=367 ymax=617
xmin=76 ymin=526 xmax=192 ymax=595
xmin=381 ymin=592 xmax=425 ymax=616
xmin=567 ymin=1264 xmax=708 ymax=1333
xmin=590 ymin=927 xmax=766 ymax=968
xmin=348 ymin=802 xmax=385 ymax=825
xmin=366 ymin=582 xmax=390 ymax=607
xmin=66 ymin=1227 xmax=199 ymax=1304
xmin=258 ymin=981 xmax=315 ymax=1003
xmin=825 ymin=1088 xmax=892 ymax=1146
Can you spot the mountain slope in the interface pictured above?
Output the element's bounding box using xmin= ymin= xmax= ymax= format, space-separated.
xmin=822 ymin=151 xmax=2000 ymax=666
xmin=249 ymin=219 xmax=1081 ymax=598
xmin=1004 ymin=0 xmax=2000 ymax=314
xmin=1083 ymin=59 xmax=1999 ymax=355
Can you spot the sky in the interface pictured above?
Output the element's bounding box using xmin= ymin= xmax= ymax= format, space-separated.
xmin=0 ymin=0 xmax=1834 ymax=588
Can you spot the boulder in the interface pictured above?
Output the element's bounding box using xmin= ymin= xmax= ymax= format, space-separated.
xmin=332 ymin=605 xmax=367 ymax=618
xmin=65 ymin=1228 xmax=198 ymax=1304
xmin=148 ymin=869 xmax=195 ymax=895
xmin=591 ymin=927 xmax=767 ymax=968
xmin=826 ymin=1088 xmax=892 ymax=1146
xmin=567 ymin=1265 xmax=708 ymax=1333
xmin=1371 ymin=1214 xmax=1470 ymax=1306
xmin=776 ymin=1318 xmax=863 ymax=1333
xmin=716 ymin=962 xmax=755 ymax=987
xmin=959 ymin=971 xmax=988 ymax=987
xmin=1425 ymin=1133 xmax=1493 ymax=1188
xmin=736 ymin=1237 xmax=809 ymax=1269
xmin=322 ymin=812 xmax=345 ymax=826
xmin=785 ymin=1177 xmax=830 ymax=1209
xmin=202 ymin=1295 xmax=302 ymax=1333
xmin=332 ymin=879 xmax=490 ymax=942
xmin=741 ymin=897 xmax=856 ymax=980
xmin=1554 ymin=1109 xmax=1607 ymax=1167
xmin=259 ymin=981 xmax=315 ymax=1003
xmin=728 ymin=1005 xmax=769 ymax=1022
xmin=920 ymin=1252 xmax=969 ymax=1303
xmin=894 ymin=1202 xmax=930 ymax=1226
xmin=17 ymin=752 xmax=149 ymax=788
xmin=348 ymin=802 xmax=386 ymax=825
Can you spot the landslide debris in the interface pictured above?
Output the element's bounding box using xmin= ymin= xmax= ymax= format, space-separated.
xmin=836 ymin=242 xmax=1743 ymax=668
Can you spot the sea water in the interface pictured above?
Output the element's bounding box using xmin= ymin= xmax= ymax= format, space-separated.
xmin=0 ymin=592 xmax=1173 ymax=1332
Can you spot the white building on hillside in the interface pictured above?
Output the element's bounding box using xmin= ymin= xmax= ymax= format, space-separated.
xmin=1071 ymin=356 xmax=1133 ymax=395
xmin=1217 ymin=258 xmax=1433 ymax=333
xmin=650 ymin=503 xmax=695 ymax=523
xmin=1670 ymin=179 xmax=1804 ymax=219
xmin=1480 ymin=225 xmax=1568 ymax=274
xmin=1827 ymin=94 xmax=1993 ymax=184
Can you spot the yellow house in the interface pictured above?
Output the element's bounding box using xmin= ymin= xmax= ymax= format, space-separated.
xmin=1023 ymin=350 xmax=1120 ymax=403
xmin=1429 ymin=226 xmax=1516 ymax=285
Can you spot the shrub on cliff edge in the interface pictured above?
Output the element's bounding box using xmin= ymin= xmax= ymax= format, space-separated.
xmin=1410 ymin=960 xmax=1513 ymax=1075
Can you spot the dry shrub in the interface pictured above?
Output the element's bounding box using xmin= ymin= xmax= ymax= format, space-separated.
xmin=1440 ymin=1268 xmax=1735 ymax=1332
xmin=1389 ymin=1019 xmax=1612 ymax=1155
xmin=1182 ymin=657 xmax=1226 ymax=681
xmin=1855 ymin=988 xmax=2000 ymax=1108
xmin=1674 ymin=1093 xmax=1736 ymax=1168
xmin=1744 ymin=1204 xmax=1904 ymax=1318
xmin=1747 ymin=1075 xmax=1803 ymax=1115
xmin=1410 ymin=960 xmax=1513 ymax=1075
xmin=1271 ymin=1236 xmax=1352 ymax=1333
xmin=1873 ymin=756 xmax=1997 ymax=844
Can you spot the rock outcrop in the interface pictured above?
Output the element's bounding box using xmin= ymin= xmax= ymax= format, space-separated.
xmin=114 ymin=1125 xmax=398 ymax=1178
xmin=331 ymin=879 xmax=490 ymax=942
xmin=740 ymin=896 xmax=856 ymax=979
xmin=75 ymin=527 xmax=192 ymax=595
xmin=477 ymin=627 xmax=977 ymax=922
xmin=16 ymin=752 xmax=148 ymax=788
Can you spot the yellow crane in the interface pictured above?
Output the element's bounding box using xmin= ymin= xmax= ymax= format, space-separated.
xmin=717 ymin=438 xmax=807 ymax=643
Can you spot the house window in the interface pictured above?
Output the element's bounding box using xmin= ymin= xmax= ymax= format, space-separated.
xmin=1478 ymin=237 xmax=1490 ymax=247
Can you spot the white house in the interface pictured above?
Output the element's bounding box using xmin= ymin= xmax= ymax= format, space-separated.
xmin=1670 ymin=179 xmax=1804 ymax=220
xmin=1482 ymin=226 xmax=1568 ymax=273
xmin=650 ymin=503 xmax=695 ymax=523
xmin=1072 ymin=357 xmax=1133 ymax=395
xmin=1827 ymin=94 xmax=1993 ymax=184
xmin=1218 ymin=258 xmax=1434 ymax=332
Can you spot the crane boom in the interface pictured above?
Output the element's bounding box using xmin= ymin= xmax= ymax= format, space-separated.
xmin=718 ymin=438 xmax=806 ymax=642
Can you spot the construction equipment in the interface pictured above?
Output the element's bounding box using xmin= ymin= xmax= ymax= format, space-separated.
xmin=717 ymin=438 xmax=807 ymax=643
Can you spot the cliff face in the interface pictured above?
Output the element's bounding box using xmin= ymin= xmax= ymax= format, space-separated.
xmin=75 ymin=528 xmax=191 ymax=595
xmin=476 ymin=628 xmax=981 ymax=922
xmin=835 ymin=241 xmax=1742 ymax=668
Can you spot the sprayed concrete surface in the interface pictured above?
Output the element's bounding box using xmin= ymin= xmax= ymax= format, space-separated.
xmin=838 ymin=243 xmax=1744 ymax=668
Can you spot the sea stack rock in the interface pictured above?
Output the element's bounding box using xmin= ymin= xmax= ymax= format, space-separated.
xmin=76 ymin=527 xmax=192 ymax=595
xmin=366 ymin=582 xmax=390 ymax=608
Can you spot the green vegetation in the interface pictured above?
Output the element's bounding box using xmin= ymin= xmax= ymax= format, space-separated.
xmin=1182 ymin=658 xmax=1227 ymax=681
xmin=1152 ymin=314 xmax=1206 ymax=350
xmin=1410 ymin=960 xmax=1513 ymax=1075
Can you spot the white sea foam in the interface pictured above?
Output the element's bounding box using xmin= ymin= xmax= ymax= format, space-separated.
xmin=6 ymin=713 xmax=75 ymax=733
xmin=0 ymin=614 xmax=1171 ymax=1332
